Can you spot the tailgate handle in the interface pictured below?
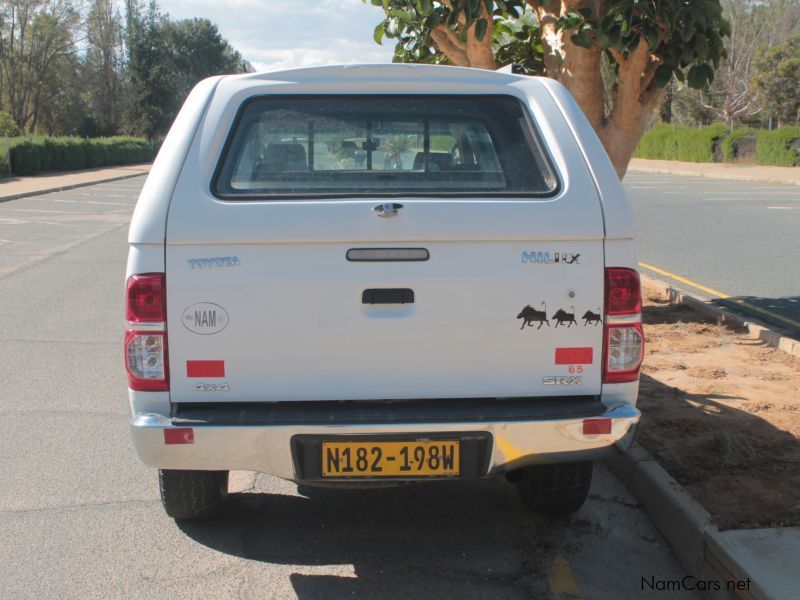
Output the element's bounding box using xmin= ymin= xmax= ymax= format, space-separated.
xmin=362 ymin=288 xmax=415 ymax=305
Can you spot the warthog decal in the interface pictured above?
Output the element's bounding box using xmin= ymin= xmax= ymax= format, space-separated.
xmin=582 ymin=309 xmax=602 ymax=326
xmin=552 ymin=307 xmax=577 ymax=328
xmin=517 ymin=303 xmax=549 ymax=330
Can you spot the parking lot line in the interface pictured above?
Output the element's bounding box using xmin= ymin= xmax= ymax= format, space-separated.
xmin=639 ymin=261 xmax=800 ymax=330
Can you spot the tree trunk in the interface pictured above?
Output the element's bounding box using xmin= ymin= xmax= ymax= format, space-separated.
xmin=532 ymin=3 xmax=663 ymax=178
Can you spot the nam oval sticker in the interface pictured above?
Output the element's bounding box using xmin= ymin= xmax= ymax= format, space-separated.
xmin=181 ymin=303 xmax=229 ymax=335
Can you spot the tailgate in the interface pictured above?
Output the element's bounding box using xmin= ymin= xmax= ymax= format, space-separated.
xmin=166 ymin=206 xmax=605 ymax=403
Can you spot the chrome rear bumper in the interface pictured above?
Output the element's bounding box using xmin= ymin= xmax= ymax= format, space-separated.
xmin=130 ymin=399 xmax=640 ymax=480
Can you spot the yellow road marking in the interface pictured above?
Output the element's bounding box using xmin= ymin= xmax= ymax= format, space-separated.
xmin=638 ymin=262 xmax=800 ymax=330
xmin=549 ymin=555 xmax=583 ymax=600
xmin=638 ymin=262 xmax=730 ymax=298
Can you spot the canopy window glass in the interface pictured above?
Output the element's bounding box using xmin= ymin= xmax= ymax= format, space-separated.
xmin=214 ymin=95 xmax=558 ymax=198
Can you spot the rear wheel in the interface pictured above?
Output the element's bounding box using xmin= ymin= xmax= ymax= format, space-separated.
xmin=515 ymin=461 xmax=593 ymax=516
xmin=158 ymin=469 xmax=229 ymax=520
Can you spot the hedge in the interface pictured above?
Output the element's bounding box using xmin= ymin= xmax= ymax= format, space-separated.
xmin=720 ymin=127 xmax=757 ymax=162
xmin=755 ymin=127 xmax=800 ymax=167
xmin=7 ymin=136 xmax=155 ymax=176
xmin=636 ymin=124 xmax=800 ymax=166
xmin=634 ymin=123 xmax=727 ymax=162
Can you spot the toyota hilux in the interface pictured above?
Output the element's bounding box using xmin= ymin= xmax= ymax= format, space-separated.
xmin=125 ymin=64 xmax=643 ymax=520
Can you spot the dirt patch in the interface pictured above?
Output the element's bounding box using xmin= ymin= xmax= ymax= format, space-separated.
xmin=637 ymin=283 xmax=800 ymax=530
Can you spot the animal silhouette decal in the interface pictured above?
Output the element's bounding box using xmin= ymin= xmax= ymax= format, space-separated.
xmin=517 ymin=302 xmax=550 ymax=329
xmin=552 ymin=307 xmax=577 ymax=327
xmin=582 ymin=309 xmax=602 ymax=326
xmin=518 ymin=304 xmax=601 ymax=330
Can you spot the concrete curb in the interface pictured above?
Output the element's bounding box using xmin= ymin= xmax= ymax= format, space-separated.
xmin=0 ymin=169 xmax=149 ymax=203
xmin=606 ymin=274 xmax=797 ymax=597
xmin=642 ymin=274 xmax=800 ymax=359
xmin=628 ymin=162 xmax=800 ymax=186
xmin=607 ymin=444 xmax=767 ymax=599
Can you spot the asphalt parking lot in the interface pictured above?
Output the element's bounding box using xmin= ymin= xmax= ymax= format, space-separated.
xmin=625 ymin=172 xmax=800 ymax=339
xmin=0 ymin=176 xmax=696 ymax=598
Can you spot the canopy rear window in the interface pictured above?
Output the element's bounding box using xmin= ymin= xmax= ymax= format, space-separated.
xmin=213 ymin=95 xmax=558 ymax=199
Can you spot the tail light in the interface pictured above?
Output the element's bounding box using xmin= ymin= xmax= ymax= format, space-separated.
xmin=125 ymin=273 xmax=169 ymax=391
xmin=603 ymin=268 xmax=643 ymax=383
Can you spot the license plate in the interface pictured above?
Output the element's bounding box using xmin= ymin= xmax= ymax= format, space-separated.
xmin=321 ymin=440 xmax=460 ymax=477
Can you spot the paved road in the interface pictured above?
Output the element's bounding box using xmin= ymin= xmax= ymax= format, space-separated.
xmin=0 ymin=176 xmax=694 ymax=598
xmin=625 ymin=171 xmax=800 ymax=338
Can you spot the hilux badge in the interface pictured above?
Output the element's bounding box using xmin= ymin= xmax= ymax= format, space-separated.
xmin=521 ymin=251 xmax=580 ymax=265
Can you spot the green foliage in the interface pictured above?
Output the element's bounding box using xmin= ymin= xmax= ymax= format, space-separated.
xmin=164 ymin=18 xmax=248 ymax=100
xmin=637 ymin=125 xmax=800 ymax=166
xmin=635 ymin=123 xmax=679 ymax=160
xmin=125 ymin=1 xmax=178 ymax=138
xmin=720 ymin=128 xmax=756 ymax=162
xmin=0 ymin=112 xmax=20 ymax=137
xmin=8 ymin=136 xmax=154 ymax=176
xmin=125 ymin=3 xmax=250 ymax=138
xmin=634 ymin=123 xmax=727 ymax=162
xmin=493 ymin=9 xmax=544 ymax=74
xmin=77 ymin=115 xmax=117 ymax=138
xmin=366 ymin=0 xmax=528 ymax=65
xmin=367 ymin=1 xmax=729 ymax=90
xmin=565 ymin=0 xmax=728 ymax=90
xmin=753 ymin=37 xmax=800 ymax=126
xmin=755 ymin=128 xmax=800 ymax=167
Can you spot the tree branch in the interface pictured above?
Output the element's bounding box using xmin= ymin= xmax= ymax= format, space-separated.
xmin=430 ymin=25 xmax=469 ymax=66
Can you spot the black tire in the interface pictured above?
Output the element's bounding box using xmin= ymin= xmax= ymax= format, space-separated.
xmin=515 ymin=461 xmax=593 ymax=516
xmin=158 ymin=469 xmax=229 ymax=520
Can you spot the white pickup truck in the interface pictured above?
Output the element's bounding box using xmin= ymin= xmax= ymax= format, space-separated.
xmin=125 ymin=64 xmax=643 ymax=520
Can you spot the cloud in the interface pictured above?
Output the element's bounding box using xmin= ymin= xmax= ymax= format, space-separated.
xmin=158 ymin=0 xmax=394 ymax=71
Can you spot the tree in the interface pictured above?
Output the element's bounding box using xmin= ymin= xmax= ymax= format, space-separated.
xmin=0 ymin=111 xmax=21 ymax=136
xmin=0 ymin=1 xmax=81 ymax=132
xmin=125 ymin=0 xmax=176 ymax=138
xmin=366 ymin=1 xmax=730 ymax=178
xmin=753 ymin=37 xmax=800 ymax=127
xmin=163 ymin=17 xmax=250 ymax=102
xmin=682 ymin=0 xmax=800 ymax=127
xmin=124 ymin=2 xmax=251 ymax=138
xmin=85 ymin=0 xmax=125 ymax=133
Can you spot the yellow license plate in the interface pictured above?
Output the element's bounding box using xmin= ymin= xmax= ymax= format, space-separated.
xmin=321 ymin=440 xmax=460 ymax=477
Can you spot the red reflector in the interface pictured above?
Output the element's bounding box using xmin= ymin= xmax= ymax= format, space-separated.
xmin=186 ymin=360 xmax=225 ymax=378
xmin=583 ymin=419 xmax=612 ymax=435
xmin=555 ymin=347 xmax=593 ymax=365
xmin=164 ymin=428 xmax=194 ymax=445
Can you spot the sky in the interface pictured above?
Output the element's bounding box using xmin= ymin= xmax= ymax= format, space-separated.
xmin=157 ymin=0 xmax=395 ymax=72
